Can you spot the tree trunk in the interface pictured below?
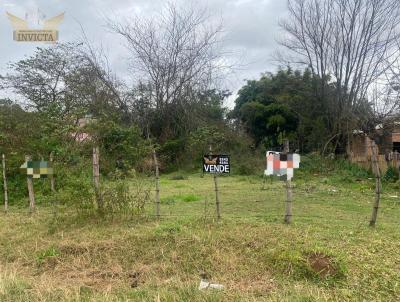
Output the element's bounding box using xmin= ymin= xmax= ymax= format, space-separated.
xmin=321 ymin=133 xmax=339 ymax=156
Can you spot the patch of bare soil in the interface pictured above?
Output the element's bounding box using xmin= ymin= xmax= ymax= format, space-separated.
xmin=232 ymin=277 xmax=276 ymax=294
xmin=58 ymin=243 xmax=89 ymax=256
xmin=307 ymin=252 xmax=337 ymax=278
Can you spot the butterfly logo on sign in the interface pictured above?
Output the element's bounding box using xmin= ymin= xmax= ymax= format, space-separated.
xmin=203 ymin=156 xmax=218 ymax=165
xmin=6 ymin=8 xmax=64 ymax=43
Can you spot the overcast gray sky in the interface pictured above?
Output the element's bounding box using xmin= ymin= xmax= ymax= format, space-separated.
xmin=0 ymin=0 xmax=288 ymax=107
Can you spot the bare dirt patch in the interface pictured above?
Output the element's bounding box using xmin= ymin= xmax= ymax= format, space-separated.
xmin=307 ymin=252 xmax=338 ymax=278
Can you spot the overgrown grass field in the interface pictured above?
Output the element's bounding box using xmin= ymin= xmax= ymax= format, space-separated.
xmin=0 ymin=158 xmax=400 ymax=301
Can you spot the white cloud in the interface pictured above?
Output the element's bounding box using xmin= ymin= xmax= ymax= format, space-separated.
xmin=0 ymin=0 xmax=288 ymax=107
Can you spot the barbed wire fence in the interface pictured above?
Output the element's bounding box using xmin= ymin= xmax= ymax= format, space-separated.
xmin=2 ymin=148 xmax=398 ymax=228
xmin=142 ymin=171 xmax=400 ymax=227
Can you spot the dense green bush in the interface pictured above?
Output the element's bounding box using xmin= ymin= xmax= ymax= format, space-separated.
xmin=101 ymin=171 xmax=151 ymax=215
xmin=181 ymin=125 xmax=264 ymax=175
xmin=51 ymin=167 xmax=150 ymax=216
xmin=296 ymin=153 xmax=372 ymax=181
xmin=88 ymin=120 xmax=153 ymax=175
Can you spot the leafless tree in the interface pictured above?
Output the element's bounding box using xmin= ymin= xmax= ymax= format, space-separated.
xmin=279 ymin=0 xmax=400 ymax=151
xmin=107 ymin=3 xmax=225 ymax=139
xmin=76 ymin=28 xmax=134 ymax=123
xmin=280 ymin=0 xmax=400 ymax=226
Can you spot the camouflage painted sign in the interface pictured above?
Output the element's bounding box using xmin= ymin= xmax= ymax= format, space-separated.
xmin=20 ymin=161 xmax=53 ymax=178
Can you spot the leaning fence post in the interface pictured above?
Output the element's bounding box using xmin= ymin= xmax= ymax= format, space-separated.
xmin=283 ymin=140 xmax=293 ymax=224
xmin=25 ymin=155 xmax=35 ymax=213
xmin=369 ymin=140 xmax=381 ymax=227
xmin=209 ymin=145 xmax=221 ymax=220
xmin=214 ymin=173 xmax=221 ymax=220
xmin=92 ymin=147 xmax=102 ymax=210
xmin=153 ymin=149 xmax=161 ymax=219
xmin=50 ymin=152 xmax=55 ymax=192
xmin=2 ymin=154 xmax=8 ymax=213
xmin=93 ymin=147 xmax=100 ymax=189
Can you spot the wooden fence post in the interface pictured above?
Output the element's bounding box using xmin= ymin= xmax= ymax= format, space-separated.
xmin=203 ymin=195 xmax=209 ymax=224
xmin=26 ymin=155 xmax=35 ymax=213
xmin=93 ymin=147 xmax=100 ymax=189
xmin=214 ymin=173 xmax=221 ymax=220
xmin=369 ymin=141 xmax=381 ymax=227
xmin=283 ymin=140 xmax=293 ymax=224
xmin=2 ymin=154 xmax=8 ymax=213
xmin=153 ymin=149 xmax=160 ymax=219
xmin=50 ymin=152 xmax=55 ymax=192
xmin=92 ymin=147 xmax=102 ymax=210
xmin=209 ymin=145 xmax=221 ymax=220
